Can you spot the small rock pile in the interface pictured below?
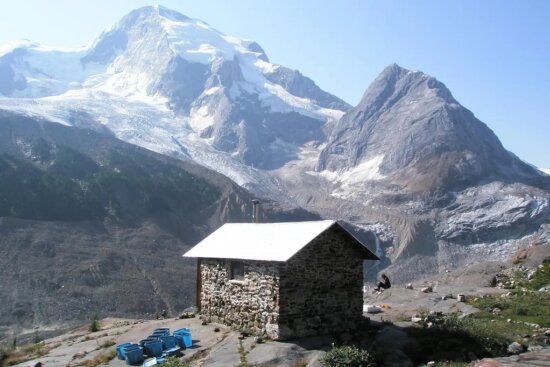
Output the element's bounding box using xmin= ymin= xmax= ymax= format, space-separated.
xmin=493 ymin=265 xmax=527 ymax=289
xmin=410 ymin=311 xmax=448 ymax=328
xmin=493 ymin=262 xmax=550 ymax=291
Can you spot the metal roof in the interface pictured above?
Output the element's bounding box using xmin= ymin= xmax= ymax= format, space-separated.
xmin=182 ymin=220 xmax=378 ymax=262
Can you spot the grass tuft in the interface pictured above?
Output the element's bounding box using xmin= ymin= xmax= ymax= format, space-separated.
xmin=76 ymin=349 xmax=116 ymax=367
xmin=161 ymin=357 xmax=190 ymax=367
xmin=97 ymin=340 xmax=115 ymax=349
xmin=0 ymin=342 xmax=61 ymax=366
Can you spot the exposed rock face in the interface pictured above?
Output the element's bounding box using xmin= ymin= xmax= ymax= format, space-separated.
xmin=263 ymin=66 xmax=351 ymax=111
xmin=317 ymin=64 xmax=542 ymax=192
xmin=199 ymin=227 xmax=366 ymax=339
xmin=434 ymin=183 xmax=550 ymax=244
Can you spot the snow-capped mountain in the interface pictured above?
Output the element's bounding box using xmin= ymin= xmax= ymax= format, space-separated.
xmin=0 ymin=5 xmax=548 ymax=282
xmin=0 ymin=5 xmax=347 ymax=178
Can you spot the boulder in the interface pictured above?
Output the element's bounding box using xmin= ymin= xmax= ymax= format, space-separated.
xmin=363 ymin=304 xmax=382 ymax=314
xmin=507 ymin=341 xmax=524 ymax=354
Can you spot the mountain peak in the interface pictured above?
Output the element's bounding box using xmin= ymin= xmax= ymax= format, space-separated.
xmin=82 ymin=6 xmax=209 ymax=65
xmin=356 ymin=63 xmax=456 ymax=112
xmin=379 ymin=62 xmax=408 ymax=76
xmin=117 ymin=5 xmax=191 ymax=28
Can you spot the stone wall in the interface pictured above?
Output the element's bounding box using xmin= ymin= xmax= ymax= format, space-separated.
xmin=199 ymin=259 xmax=281 ymax=339
xmin=278 ymin=226 xmax=365 ymax=338
xmin=199 ymin=225 xmax=366 ymax=339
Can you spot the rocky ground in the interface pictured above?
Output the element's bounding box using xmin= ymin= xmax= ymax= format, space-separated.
xmin=3 ymin=244 xmax=549 ymax=367
xmin=4 ymin=317 xmax=329 ymax=367
xmin=360 ymin=243 xmax=550 ymax=366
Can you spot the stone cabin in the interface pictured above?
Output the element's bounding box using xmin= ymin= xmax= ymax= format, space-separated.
xmin=183 ymin=220 xmax=378 ymax=340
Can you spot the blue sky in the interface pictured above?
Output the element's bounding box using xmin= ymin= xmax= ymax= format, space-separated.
xmin=0 ymin=0 xmax=548 ymax=168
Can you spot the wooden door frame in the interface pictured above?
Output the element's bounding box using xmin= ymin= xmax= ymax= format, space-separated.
xmin=196 ymin=258 xmax=202 ymax=311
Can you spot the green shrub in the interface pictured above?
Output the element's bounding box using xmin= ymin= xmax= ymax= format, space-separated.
xmin=161 ymin=357 xmax=190 ymax=367
xmin=320 ymin=345 xmax=375 ymax=367
xmin=32 ymin=331 xmax=41 ymax=344
xmin=524 ymin=263 xmax=550 ymax=291
xmin=89 ymin=313 xmax=100 ymax=332
xmin=468 ymin=291 xmax=550 ymax=327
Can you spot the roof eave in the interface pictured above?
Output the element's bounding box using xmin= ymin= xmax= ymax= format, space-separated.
xmin=333 ymin=221 xmax=380 ymax=261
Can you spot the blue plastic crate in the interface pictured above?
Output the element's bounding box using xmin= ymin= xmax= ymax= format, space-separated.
xmin=174 ymin=334 xmax=185 ymax=349
xmin=116 ymin=342 xmax=132 ymax=360
xmin=173 ymin=327 xmax=190 ymax=335
xmin=160 ymin=335 xmax=176 ymax=350
xmin=183 ymin=333 xmax=192 ymax=348
xmin=174 ymin=331 xmax=192 ymax=348
xmin=124 ymin=345 xmax=144 ymax=365
xmin=143 ymin=340 xmax=163 ymax=357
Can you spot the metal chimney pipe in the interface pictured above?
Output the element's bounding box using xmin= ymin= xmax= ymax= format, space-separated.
xmin=252 ymin=200 xmax=260 ymax=223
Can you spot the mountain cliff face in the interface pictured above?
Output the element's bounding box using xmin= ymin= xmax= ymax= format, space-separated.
xmin=317 ymin=64 xmax=542 ymax=192
xmin=0 ymin=6 xmax=548 ymax=287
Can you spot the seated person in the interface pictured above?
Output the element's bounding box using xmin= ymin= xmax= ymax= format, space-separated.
xmin=375 ymin=273 xmax=391 ymax=292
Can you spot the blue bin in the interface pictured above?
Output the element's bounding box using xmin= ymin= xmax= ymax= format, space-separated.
xmin=154 ymin=328 xmax=170 ymax=335
xmin=123 ymin=344 xmax=141 ymax=355
xmin=116 ymin=342 xmax=132 ymax=360
xmin=139 ymin=338 xmax=158 ymax=348
xmin=124 ymin=345 xmax=144 ymax=365
xmin=174 ymin=331 xmax=192 ymax=348
xmin=174 ymin=334 xmax=185 ymax=349
xmin=161 ymin=335 xmax=177 ymax=350
xmin=173 ymin=328 xmax=192 ymax=348
xmin=173 ymin=327 xmax=190 ymax=335
xmin=151 ymin=331 xmax=166 ymax=338
xmin=181 ymin=332 xmax=192 ymax=348
xmin=143 ymin=340 xmax=163 ymax=357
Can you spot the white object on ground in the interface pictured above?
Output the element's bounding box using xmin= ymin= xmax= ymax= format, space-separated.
xmin=363 ymin=304 xmax=382 ymax=313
